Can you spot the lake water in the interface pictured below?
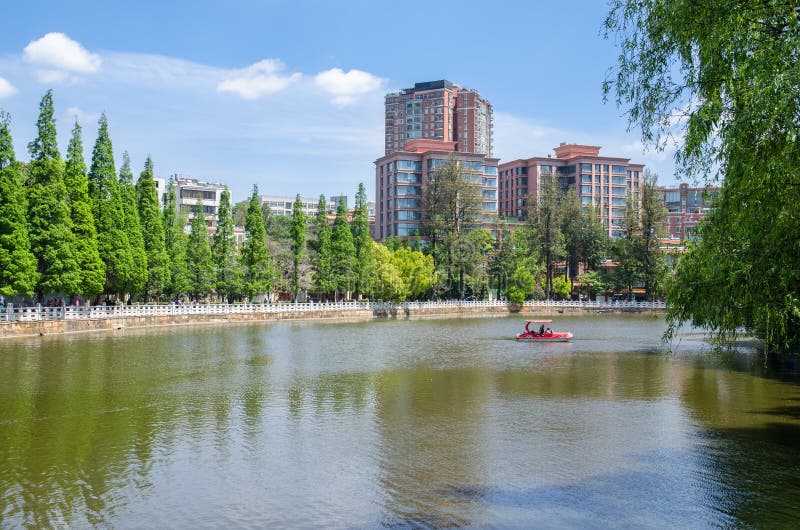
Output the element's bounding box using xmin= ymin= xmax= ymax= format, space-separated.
xmin=1 ymin=314 xmax=799 ymax=528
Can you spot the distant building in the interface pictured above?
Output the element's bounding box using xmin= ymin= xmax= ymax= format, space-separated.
xmin=384 ymin=79 xmax=493 ymax=157
xmin=660 ymin=182 xmax=720 ymax=241
xmin=498 ymin=143 xmax=644 ymax=238
xmin=375 ymin=139 xmax=499 ymax=240
xmin=170 ymin=175 xmax=227 ymax=230
xmin=330 ymin=195 xmax=348 ymax=211
xmin=261 ymin=195 xmax=340 ymax=217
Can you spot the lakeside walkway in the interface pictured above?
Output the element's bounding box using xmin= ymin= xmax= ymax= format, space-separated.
xmin=0 ymin=299 xmax=665 ymax=323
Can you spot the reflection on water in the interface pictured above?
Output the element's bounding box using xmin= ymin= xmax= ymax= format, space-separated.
xmin=1 ymin=315 xmax=799 ymax=528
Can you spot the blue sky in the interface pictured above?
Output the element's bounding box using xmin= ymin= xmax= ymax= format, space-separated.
xmin=0 ymin=0 xmax=679 ymax=203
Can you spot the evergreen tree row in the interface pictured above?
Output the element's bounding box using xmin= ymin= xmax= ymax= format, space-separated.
xmin=0 ymin=91 xmax=668 ymax=306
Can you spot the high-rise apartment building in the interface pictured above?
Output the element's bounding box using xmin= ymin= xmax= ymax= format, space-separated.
xmin=384 ymin=80 xmax=493 ymax=156
xmin=498 ymin=144 xmax=644 ymax=238
xmin=375 ymin=139 xmax=499 ymax=241
xmin=660 ymin=182 xmax=719 ymax=241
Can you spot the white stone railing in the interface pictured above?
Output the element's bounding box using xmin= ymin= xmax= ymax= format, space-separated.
xmin=0 ymin=299 xmax=666 ymax=323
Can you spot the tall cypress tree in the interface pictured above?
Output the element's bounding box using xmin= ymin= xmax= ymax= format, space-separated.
xmin=0 ymin=111 xmax=38 ymax=297
xmin=352 ymin=182 xmax=374 ymax=299
xmin=186 ymin=203 xmax=214 ymax=301
xmin=241 ymin=185 xmax=271 ymax=301
xmin=27 ymin=90 xmax=81 ymax=301
xmin=211 ymin=188 xmax=242 ymax=302
xmin=88 ymin=114 xmax=133 ymax=298
xmin=136 ymin=156 xmax=169 ymax=300
xmin=311 ymin=195 xmax=333 ymax=300
xmin=118 ymin=152 xmax=147 ymax=297
xmin=290 ymin=194 xmax=306 ymax=302
xmin=163 ymin=177 xmax=189 ymax=299
xmin=330 ymin=198 xmax=355 ymax=301
xmin=64 ymin=120 xmax=105 ymax=297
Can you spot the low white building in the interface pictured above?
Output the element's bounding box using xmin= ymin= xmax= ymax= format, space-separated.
xmin=261 ymin=195 xmax=339 ymax=217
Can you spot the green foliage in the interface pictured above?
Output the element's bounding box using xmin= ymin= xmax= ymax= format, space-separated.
xmin=186 ymin=204 xmax=214 ymax=301
xmin=580 ymin=204 xmax=610 ymax=271
xmin=0 ymin=111 xmax=38 ymax=297
xmin=27 ymin=90 xmax=59 ymax=161
xmin=136 ymin=156 xmax=169 ymax=300
xmin=290 ymin=194 xmax=307 ymax=301
xmin=65 ymin=120 xmax=105 ymax=297
xmin=372 ymin=242 xmax=405 ymax=301
xmin=576 ymin=270 xmax=610 ymax=300
xmin=311 ymin=195 xmax=333 ymax=299
xmin=605 ymin=0 xmax=800 ymax=351
xmin=527 ymin=171 xmax=565 ymax=298
xmin=88 ymin=114 xmax=133 ymax=296
xmin=163 ymin=178 xmax=190 ymax=298
xmin=27 ymin=92 xmax=82 ymax=298
xmin=211 ymin=188 xmax=243 ymax=302
xmin=510 ymin=264 xmax=538 ymax=303
xmin=119 ymin=152 xmax=148 ymax=296
xmin=551 ymin=276 xmax=571 ymax=301
xmin=352 ymin=183 xmax=375 ymax=298
xmin=241 ymin=186 xmax=272 ymax=300
xmin=330 ymin=199 xmax=356 ymax=299
xmin=422 ymin=155 xmax=482 ymax=254
xmin=390 ymin=246 xmax=435 ymax=300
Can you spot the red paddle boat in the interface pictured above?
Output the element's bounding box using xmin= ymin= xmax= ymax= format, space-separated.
xmin=516 ymin=319 xmax=573 ymax=342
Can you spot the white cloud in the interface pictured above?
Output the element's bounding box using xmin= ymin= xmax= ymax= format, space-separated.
xmin=23 ymin=33 xmax=101 ymax=84
xmin=314 ymin=68 xmax=383 ymax=106
xmin=65 ymin=106 xmax=100 ymax=125
xmin=216 ymin=59 xmax=301 ymax=100
xmin=0 ymin=77 xmax=17 ymax=98
xmin=492 ymin=112 xmax=568 ymax=161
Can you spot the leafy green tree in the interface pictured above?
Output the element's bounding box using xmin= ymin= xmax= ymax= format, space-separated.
xmin=64 ymin=120 xmax=105 ymax=298
xmin=290 ymin=194 xmax=306 ymax=302
xmin=186 ymin=203 xmax=214 ymax=301
xmin=163 ymin=177 xmax=190 ymax=298
xmin=311 ymin=195 xmax=333 ymax=300
xmin=118 ymin=152 xmax=147 ymax=297
xmin=211 ymin=188 xmax=242 ymax=302
xmin=241 ymin=186 xmax=272 ymax=300
xmin=390 ymin=245 xmax=435 ymax=300
xmin=27 ymin=90 xmax=82 ymax=300
xmin=560 ymin=187 xmax=583 ymax=280
xmin=604 ymin=0 xmax=800 ymax=350
xmin=0 ymin=111 xmax=38 ymax=297
xmin=508 ymin=264 xmax=537 ymax=305
xmin=638 ymin=171 xmax=668 ymax=300
xmin=576 ymin=269 xmax=610 ymax=301
xmin=231 ymin=199 xmax=248 ymax=227
xmin=551 ymin=275 xmax=572 ymax=301
xmin=527 ymin=171 xmax=565 ymax=299
xmin=372 ymin=242 xmax=405 ymax=301
xmin=612 ymin=199 xmax=641 ymax=301
xmin=422 ymin=156 xmax=482 ymax=293
xmin=88 ymin=114 xmax=133 ymax=298
xmin=352 ymin=183 xmax=375 ymax=298
xmin=136 ymin=156 xmax=169 ymax=300
xmin=580 ymin=204 xmax=610 ymax=271
xmin=330 ymin=198 xmax=355 ymax=300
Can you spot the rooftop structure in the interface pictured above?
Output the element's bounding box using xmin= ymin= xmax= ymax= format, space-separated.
xmin=384 ymin=80 xmax=493 ymax=157
xmin=498 ymin=143 xmax=645 ymax=238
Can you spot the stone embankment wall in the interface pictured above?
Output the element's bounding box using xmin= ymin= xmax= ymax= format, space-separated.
xmin=0 ymin=303 xmax=664 ymax=339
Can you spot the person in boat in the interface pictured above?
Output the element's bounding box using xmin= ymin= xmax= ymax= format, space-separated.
xmin=539 ymin=324 xmax=545 ymax=335
xmin=545 ymin=327 xmax=552 ymax=334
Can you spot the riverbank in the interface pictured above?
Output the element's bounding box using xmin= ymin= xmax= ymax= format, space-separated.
xmin=0 ymin=300 xmax=665 ymax=338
